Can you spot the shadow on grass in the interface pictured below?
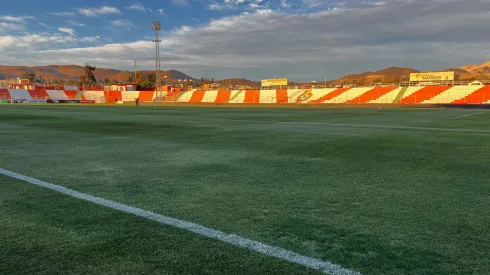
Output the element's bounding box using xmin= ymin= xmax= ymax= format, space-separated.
xmin=269 ymin=217 xmax=459 ymax=275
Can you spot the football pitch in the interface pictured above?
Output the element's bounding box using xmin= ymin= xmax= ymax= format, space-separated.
xmin=0 ymin=105 xmax=489 ymax=275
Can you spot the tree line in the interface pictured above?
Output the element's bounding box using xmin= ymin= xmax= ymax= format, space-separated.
xmin=124 ymin=71 xmax=159 ymax=89
xmin=17 ymin=64 xmax=235 ymax=88
xmin=17 ymin=64 xmax=171 ymax=88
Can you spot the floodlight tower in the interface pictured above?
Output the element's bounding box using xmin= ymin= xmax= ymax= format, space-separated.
xmin=152 ymin=21 xmax=162 ymax=101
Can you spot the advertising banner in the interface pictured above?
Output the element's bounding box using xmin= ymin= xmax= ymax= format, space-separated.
xmin=261 ymin=78 xmax=288 ymax=87
xmin=81 ymin=100 xmax=96 ymax=104
xmin=410 ymin=72 xmax=454 ymax=81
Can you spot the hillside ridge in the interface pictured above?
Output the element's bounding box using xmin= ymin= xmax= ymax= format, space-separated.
xmin=2 ymin=61 xmax=490 ymax=84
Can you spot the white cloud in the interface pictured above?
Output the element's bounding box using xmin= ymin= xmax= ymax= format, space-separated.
xmin=58 ymin=27 xmax=75 ymax=36
xmin=255 ymin=9 xmax=273 ymax=15
xmin=175 ymin=25 xmax=193 ymax=34
xmin=0 ymin=36 xmax=16 ymax=48
xmin=0 ymin=34 xmax=78 ymax=49
xmin=111 ymin=19 xmax=135 ymax=29
xmin=158 ymin=8 xmax=165 ymax=14
xmin=41 ymin=40 xmax=155 ymax=55
xmin=0 ymin=33 xmax=104 ymax=67
xmin=125 ymin=2 xmax=147 ymax=12
xmin=224 ymin=0 xmax=249 ymax=4
xmin=38 ymin=23 xmax=50 ymax=28
xmin=65 ymin=20 xmax=86 ymax=27
xmin=0 ymin=16 xmax=25 ymax=23
xmin=171 ymin=0 xmax=190 ymax=7
xmin=208 ymin=1 xmax=237 ymax=11
xmin=77 ymin=6 xmax=121 ymax=17
xmin=208 ymin=0 xmax=268 ymax=11
xmin=0 ymin=22 xmax=25 ymax=32
xmin=0 ymin=15 xmax=34 ymax=23
xmin=47 ymin=11 xmax=76 ymax=17
xmin=3 ymin=0 xmax=490 ymax=80
xmin=80 ymin=36 xmax=101 ymax=42
xmin=280 ymin=0 xmax=291 ymax=8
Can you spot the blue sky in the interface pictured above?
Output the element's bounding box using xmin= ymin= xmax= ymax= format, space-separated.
xmin=1 ymin=0 xmax=490 ymax=80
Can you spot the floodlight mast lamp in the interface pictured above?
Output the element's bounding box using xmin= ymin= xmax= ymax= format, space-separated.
xmin=152 ymin=21 xmax=162 ymax=101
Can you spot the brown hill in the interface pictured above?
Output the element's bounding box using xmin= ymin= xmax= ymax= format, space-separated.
xmin=332 ymin=67 xmax=419 ymax=84
xmin=443 ymin=68 xmax=469 ymax=73
xmin=369 ymin=67 xmax=419 ymax=77
xmin=441 ymin=68 xmax=474 ymax=80
xmin=460 ymin=61 xmax=490 ymax=73
xmin=458 ymin=61 xmax=490 ymax=82
xmin=162 ymin=69 xmax=197 ymax=81
xmin=3 ymin=61 xmax=490 ymax=85
xmin=332 ymin=64 xmax=490 ymax=84
xmin=214 ymin=78 xmax=260 ymax=87
xmin=0 ymin=65 xmax=195 ymax=83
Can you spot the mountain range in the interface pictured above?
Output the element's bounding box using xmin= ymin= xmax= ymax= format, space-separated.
xmin=0 ymin=65 xmax=196 ymax=83
xmin=2 ymin=61 xmax=490 ymax=85
xmin=332 ymin=64 xmax=490 ymax=84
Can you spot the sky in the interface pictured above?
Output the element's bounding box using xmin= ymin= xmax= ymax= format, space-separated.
xmin=1 ymin=0 xmax=490 ymax=80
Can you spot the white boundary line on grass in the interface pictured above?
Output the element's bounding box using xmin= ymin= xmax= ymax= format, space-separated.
xmin=450 ymin=112 xmax=483 ymax=120
xmin=0 ymin=168 xmax=361 ymax=275
xmin=209 ymin=118 xmax=490 ymax=134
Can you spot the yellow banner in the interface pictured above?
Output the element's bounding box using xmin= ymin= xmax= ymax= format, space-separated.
xmin=410 ymin=72 xmax=454 ymax=82
xmin=261 ymin=78 xmax=288 ymax=87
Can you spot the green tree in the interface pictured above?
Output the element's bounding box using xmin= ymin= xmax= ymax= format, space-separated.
xmin=127 ymin=72 xmax=144 ymax=84
xmin=140 ymin=80 xmax=153 ymax=89
xmin=136 ymin=72 xmax=144 ymax=84
xmin=146 ymin=73 xmax=156 ymax=84
xmin=80 ymin=63 xmax=97 ymax=85
xmin=21 ymin=72 xmax=36 ymax=83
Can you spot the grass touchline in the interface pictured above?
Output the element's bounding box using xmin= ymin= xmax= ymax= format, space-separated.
xmin=0 ymin=168 xmax=361 ymax=275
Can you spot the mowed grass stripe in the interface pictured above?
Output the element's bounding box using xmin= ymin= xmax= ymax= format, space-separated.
xmin=0 ymin=175 xmax=321 ymax=275
xmin=1 ymin=106 xmax=489 ymax=274
xmin=196 ymin=118 xmax=490 ymax=134
xmin=450 ymin=111 xmax=484 ymax=120
xmin=0 ymin=168 xmax=361 ymax=275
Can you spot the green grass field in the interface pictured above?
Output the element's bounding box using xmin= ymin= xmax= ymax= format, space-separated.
xmin=0 ymin=105 xmax=489 ymax=275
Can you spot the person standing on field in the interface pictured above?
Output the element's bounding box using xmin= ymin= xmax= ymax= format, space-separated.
xmin=135 ymin=97 xmax=140 ymax=106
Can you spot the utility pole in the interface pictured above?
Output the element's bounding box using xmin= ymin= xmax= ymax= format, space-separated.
xmin=152 ymin=21 xmax=162 ymax=102
xmin=128 ymin=60 xmax=144 ymax=84
xmin=133 ymin=60 xmax=137 ymax=84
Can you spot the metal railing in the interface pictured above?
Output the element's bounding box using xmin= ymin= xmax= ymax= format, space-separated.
xmin=0 ymin=95 xmax=49 ymax=103
xmin=3 ymin=80 xmax=490 ymax=92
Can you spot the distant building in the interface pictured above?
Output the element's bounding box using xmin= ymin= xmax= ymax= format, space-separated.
xmin=109 ymin=84 xmax=137 ymax=91
xmin=0 ymin=78 xmax=30 ymax=87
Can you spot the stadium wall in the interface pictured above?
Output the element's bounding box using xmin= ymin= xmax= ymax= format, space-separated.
xmin=1 ymin=86 xmax=490 ymax=104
